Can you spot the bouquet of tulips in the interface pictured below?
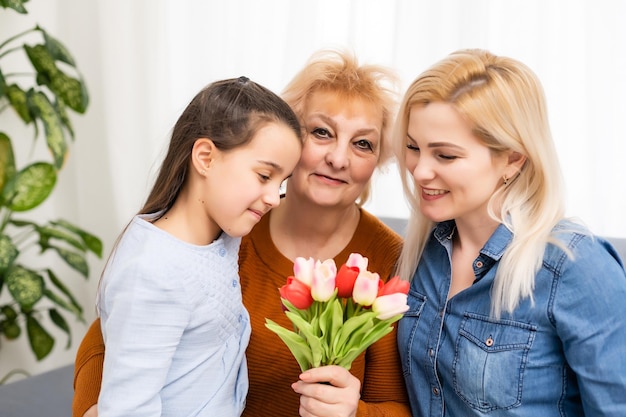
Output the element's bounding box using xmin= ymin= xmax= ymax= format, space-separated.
xmin=265 ymin=253 xmax=410 ymax=371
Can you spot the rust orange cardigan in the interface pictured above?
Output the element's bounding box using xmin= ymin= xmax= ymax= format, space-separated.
xmin=72 ymin=209 xmax=410 ymax=416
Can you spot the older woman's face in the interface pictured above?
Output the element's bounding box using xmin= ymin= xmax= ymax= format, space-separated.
xmin=288 ymin=90 xmax=383 ymax=209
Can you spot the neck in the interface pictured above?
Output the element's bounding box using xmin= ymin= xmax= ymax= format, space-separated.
xmin=269 ymin=194 xmax=360 ymax=261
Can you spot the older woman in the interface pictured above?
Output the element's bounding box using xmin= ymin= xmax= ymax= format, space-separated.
xmin=73 ymin=50 xmax=410 ymax=417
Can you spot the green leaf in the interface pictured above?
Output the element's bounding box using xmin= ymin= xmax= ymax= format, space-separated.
xmin=26 ymin=315 xmax=54 ymax=360
xmin=48 ymin=308 xmax=71 ymax=348
xmin=42 ymin=29 xmax=76 ymax=67
xmin=1 ymin=319 xmax=21 ymax=339
xmin=0 ymin=0 xmax=29 ymax=14
xmin=45 ymin=269 xmax=83 ymax=316
xmin=51 ymin=219 xmax=103 ymax=257
xmin=265 ymin=319 xmax=313 ymax=371
xmin=0 ymin=67 xmax=6 ymax=97
xmin=43 ymin=287 xmax=83 ymax=320
xmin=37 ymin=225 xmax=86 ymax=252
xmin=285 ymin=311 xmax=325 ymax=367
xmin=0 ymin=234 xmax=19 ymax=273
xmin=54 ymin=98 xmax=74 ymax=138
xmin=1 ymin=305 xmax=18 ymax=321
xmin=29 ymin=91 xmax=67 ymax=168
xmin=52 ymin=246 xmax=89 ymax=277
xmin=0 ymin=132 xmax=17 ymax=195
xmin=24 ymin=44 xmax=88 ymax=113
xmin=1 ymin=162 xmax=56 ymax=211
xmin=6 ymin=84 xmax=33 ymax=123
xmin=5 ymin=266 xmax=44 ymax=310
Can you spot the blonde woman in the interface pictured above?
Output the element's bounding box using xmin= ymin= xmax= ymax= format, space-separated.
xmin=394 ymin=49 xmax=626 ymax=416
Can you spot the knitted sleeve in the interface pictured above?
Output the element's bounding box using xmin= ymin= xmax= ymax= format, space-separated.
xmin=72 ymin=318 xmax=104 ymax=417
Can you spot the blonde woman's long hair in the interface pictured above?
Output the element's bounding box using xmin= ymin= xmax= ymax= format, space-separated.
xmin=394 ymin=49 xmax=567 ymax=318
xmin=281 ymin=49 xmax=399 ymax=206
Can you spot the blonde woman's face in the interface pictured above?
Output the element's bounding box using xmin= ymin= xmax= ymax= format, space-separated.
xmin=288 ymin=91 xmax=383 ymax=209
xmin=404 ymin=102 xmax=510 ymax=226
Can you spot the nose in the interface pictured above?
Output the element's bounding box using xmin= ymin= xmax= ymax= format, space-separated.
xmin=325 ymin=142 xmax=349 ymax=170
xmin=263 ymin=185 xmax=281 ymax=209
xmin=409 ymin=156 xmax=435 ymax=183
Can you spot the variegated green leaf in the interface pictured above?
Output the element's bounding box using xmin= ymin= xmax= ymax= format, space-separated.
xmin=0 ymin=132 xmax=17 ymax=195
xmin=6 ymin=84 xmax=32 ymax=123
xmin=0 ymin=0 xmax=28 ymax=14
xmin=29 ymin=91 xmax=67 ymax=168
xmin=52 ymin=246 xmax=89 ymax=277
xmin=5 ymin=266 xmax=44 ymax=310
xmin=42 ymin=29 xmax=76 ymax=67
xmin=44 ymin=289 xmax=82 ymax=322
xmin=0 ymin=233 xmax=19 ymax=273
xmin=24 ymin=44 xmax=88 ymax=113
xmin=1 ymin=162 xmax=56 ymax=211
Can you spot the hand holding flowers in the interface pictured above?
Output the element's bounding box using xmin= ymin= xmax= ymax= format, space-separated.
xmin=265 ymin=253 xmax=410 ymax=371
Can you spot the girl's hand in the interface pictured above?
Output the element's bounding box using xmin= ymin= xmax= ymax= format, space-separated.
xmin=291 ymin=365 xmax=361 ymax=417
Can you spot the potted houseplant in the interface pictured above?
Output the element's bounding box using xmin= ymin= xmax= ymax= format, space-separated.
xmin=0 ymin=0 xmax=102 ymax=365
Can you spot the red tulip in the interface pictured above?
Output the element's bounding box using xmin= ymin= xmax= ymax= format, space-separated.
xmin=335 ymin=264 xmax=360 ymax=298
xmin=279 ymin=276 xmax=314 ymax=309
xmin=378 ymin=276 xmax=410 ymax=297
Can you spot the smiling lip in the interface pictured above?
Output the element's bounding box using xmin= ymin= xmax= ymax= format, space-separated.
xmin=248 ymin=208 xmax=264 ymax=220
xmin=313 ymin=173 xmax=348 ymax=185
xmin=421 ymin=187 xmax=448 ymax=201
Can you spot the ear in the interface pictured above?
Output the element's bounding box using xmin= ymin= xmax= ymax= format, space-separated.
xmin=504 ymin=151 xmax=527 ymax=178
xmin=191 ymin=138 xmax=216 ymax=175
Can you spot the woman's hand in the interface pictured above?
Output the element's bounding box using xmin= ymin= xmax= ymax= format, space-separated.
xmin=83 ymin=404 xmax=98 ymax=417
xmin=291 ymin=365 xmax=361 ymax=417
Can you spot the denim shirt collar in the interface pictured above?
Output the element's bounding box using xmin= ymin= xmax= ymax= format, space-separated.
xmin=433 ymin=220 xmax=514 ymax=281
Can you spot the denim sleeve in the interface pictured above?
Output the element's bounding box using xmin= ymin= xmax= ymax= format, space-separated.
xmin=551 ymin=235 xmax=626 ymax=416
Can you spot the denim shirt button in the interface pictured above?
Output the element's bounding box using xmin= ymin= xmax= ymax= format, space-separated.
xmin=432 ymin=387 xmax=440 ymax=396
xmin=485 ymin=337 xmax=494 ymax=347
xmin=475 ymin=260 xmax=484 ymax=268
xmin=429 ymin=348 xmax=435 ymax=357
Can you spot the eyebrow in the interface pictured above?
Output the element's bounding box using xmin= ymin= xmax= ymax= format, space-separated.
xmin=257 ymin=160 xmax=284 ymax=172
xmin=311 ymin=113 xmax=380 ymax=136
xmin=407 ymin=134 xmax=464 ymax=150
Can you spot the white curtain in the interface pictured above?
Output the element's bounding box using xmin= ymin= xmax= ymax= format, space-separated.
xmin=2 ymin=0 xmax=625 ymax=377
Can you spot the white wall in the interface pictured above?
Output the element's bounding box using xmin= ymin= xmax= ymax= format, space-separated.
xmin=1 ymin=0 xmax=625 ymax=379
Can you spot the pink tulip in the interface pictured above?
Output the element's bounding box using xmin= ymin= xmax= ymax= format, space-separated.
xmin=335 ymin=264 xmax=359 ymax=298
xmin=378 ymin=276 xmax=410 ymax=297
xmin=293 ymin=257 xmax=315 ymax=286
xmin=346 ymin=253 xmax=369 ymax=272
xmin=279 ymin=276 xmax=314 ymax=309
xmin=311 ymin=259 xmax=337 ymax=302
xmin=372 ymin=293 xmax=409 ymax=320
xmin=352 ymin=271 xmax=382 ymax=306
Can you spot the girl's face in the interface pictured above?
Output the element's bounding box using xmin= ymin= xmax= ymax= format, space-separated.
xmin=405 ymin=102 xmax=510 ymax=226
xmin=204 ymin=122 xmax=301 ymax=237
xmin=289 ymin=91 xmax=382 ymax=209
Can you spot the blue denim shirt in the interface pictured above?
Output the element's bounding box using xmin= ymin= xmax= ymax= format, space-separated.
xmin=398 ymin=220 xmax=626 ymax=417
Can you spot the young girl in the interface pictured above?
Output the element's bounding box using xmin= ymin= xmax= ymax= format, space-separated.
xmin=96 ymin=77 xmax=302 ymax=416
xmin=394 ymin=49 xmax=626 ymax=416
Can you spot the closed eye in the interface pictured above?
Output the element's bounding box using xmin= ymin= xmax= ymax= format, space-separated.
xmin=258 ymin=173 xmax=271 ymax=182
xmin=406 ymin=143 xmax=419 ymax=152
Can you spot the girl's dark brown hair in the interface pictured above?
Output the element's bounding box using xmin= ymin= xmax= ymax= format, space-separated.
xmin=141 ymin=76 xmax=302 ymax=219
